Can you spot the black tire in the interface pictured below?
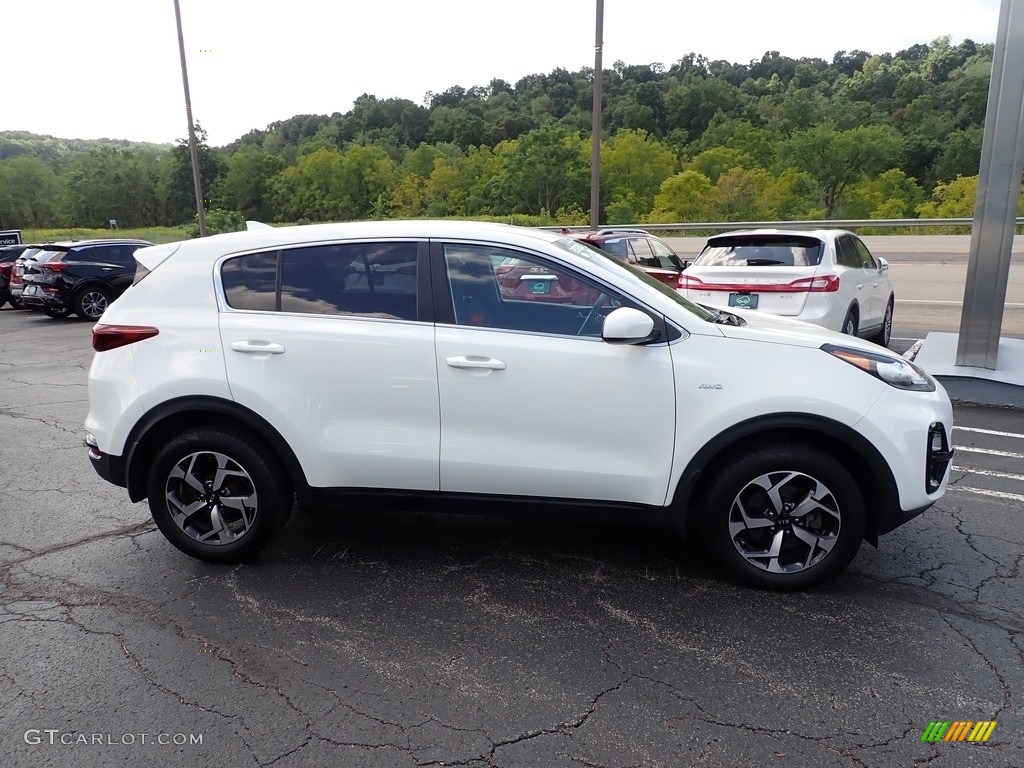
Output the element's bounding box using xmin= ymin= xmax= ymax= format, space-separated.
xmin=43 ymin=306 xmax=72 ymax=319
xmin=74 ymin=286 xmax=112 ymax=321
xmin=868 ymin=298 xmax=894 ymax=347
xmin=700 ymin=445 xmax=865 ymax=590
xmin=841 ymin=308 xmax=858 ymax=336
xmin=147 ymin=428 xmax=293 ymax=562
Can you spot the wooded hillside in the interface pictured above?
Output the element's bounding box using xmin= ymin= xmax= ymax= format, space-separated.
xmin=0 ymin=37 xmax=998 ymax=232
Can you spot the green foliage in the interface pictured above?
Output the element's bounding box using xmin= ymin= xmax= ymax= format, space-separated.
xmin=186 ymin=208 xmax=246 ymax=238
xmin=0 ymin=156 xmax=62 ymax=228
xmin=650 ymin=170 xmax=714 ymax=222
xmin=2 ymin=37 xmax=1001 ymax=228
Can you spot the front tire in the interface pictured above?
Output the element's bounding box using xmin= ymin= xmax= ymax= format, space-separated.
xmin=147 ymin=428 xmax=293 ymax=562
xmin=74 ymin=286 xmax=111 ymax=321
xmin=700 ymin=445 xmax=865 ymax=590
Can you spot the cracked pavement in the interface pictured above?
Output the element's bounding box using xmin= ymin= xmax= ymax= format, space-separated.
xmin=1 ymin=307 xmax=1021 ymax=767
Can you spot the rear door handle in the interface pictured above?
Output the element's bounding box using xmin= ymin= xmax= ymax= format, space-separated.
xmin=446 ymin=355 xmax=506 ymax=370
xmin=230 ymin=340 xmax=285 ymax=354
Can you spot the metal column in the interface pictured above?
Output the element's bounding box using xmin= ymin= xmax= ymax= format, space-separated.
xmin=956 ymin=0 xmax=1024 ymax=368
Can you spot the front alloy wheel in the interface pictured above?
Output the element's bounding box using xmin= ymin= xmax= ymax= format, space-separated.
xmin=147 ymin=428 xmax=292 ymax=561
xmin=702 ymin=446 xmax=865 ymax=589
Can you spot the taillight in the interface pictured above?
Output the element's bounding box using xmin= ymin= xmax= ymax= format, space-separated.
xmin=92 ymin=324 xmax=159 ymax=352
xmin=788 ymin=275 xmax=840 ymax=292
xmin=39 ymin=262 xmax=68 ymax=272
xmin=676 ymin=274 xmax=704 ymax=289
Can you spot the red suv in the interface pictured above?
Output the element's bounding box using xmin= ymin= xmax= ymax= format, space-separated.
xmin=568 ymin=229 xmax=685 ymax=286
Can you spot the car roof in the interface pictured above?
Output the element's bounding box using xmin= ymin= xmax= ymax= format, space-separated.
xmin=708 ymin=228 xmax=849 ymax=241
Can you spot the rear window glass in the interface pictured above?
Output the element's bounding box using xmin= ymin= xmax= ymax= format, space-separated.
xmin=694 ymin=236 xmax=824 ymax=267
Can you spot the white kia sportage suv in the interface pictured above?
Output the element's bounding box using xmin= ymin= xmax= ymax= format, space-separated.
xmin=85 ymin=221 xmax=953 ymax=590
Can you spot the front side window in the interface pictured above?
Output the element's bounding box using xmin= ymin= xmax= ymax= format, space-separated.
xmin=648 ymin=238 xmax=684 ymax=270
xmin=443 ymin=244 xmax=623 ymax=337
xmin=853 ymin=238 xmax=879 ymax=270
xmin=834 ymin=236 xmax=862 ymax=269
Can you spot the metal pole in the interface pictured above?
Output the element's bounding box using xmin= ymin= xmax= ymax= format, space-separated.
xmin=589 ymin=0 xmax=604 ymax=231
xmin=956 ymin=0 xmax=1024 ymax=368
xmin=173 ymin=0 xmax=207 ymax=237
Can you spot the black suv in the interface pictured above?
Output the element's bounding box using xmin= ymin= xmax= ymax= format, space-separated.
xmin=20 ymin=239 xmax=152 ymax=320
xmin=568 ymin=229 xmax=685 ymax=286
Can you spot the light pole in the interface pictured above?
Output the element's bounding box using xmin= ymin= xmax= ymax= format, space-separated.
xmin=172 ymin=0 xmax=207 ymax=237
xmin=589 ymin=0 xmax=604 ymax=231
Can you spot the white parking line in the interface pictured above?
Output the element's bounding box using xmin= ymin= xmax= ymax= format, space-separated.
xmin=952 ymin=466 xmax=1024 ymax=483
xmin=955 ymin=446 xmax=1024 ymax=459
xmin=954 ymin=425 xmax=1024 ymax=440
xmin=898 ymin=299 xmax=1024 ymax=308
xmin=947 ymin=486 xmax=1024 ymax=503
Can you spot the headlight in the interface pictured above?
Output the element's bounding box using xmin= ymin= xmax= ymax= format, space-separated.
xmin=821 ymin=344 xmax=936 ymax=391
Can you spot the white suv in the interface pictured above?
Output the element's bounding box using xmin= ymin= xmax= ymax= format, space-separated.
xmin=85 ymin=221 xmax=953 ymax=590
xmin=678 ymin=229 xmax=895 ymax=346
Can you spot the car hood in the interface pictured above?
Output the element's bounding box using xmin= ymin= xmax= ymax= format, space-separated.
xmin=705 ymin=304 xmax=888 ymax=354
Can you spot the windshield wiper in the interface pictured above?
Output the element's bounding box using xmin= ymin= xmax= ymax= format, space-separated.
xmin=744 ymin=259 xmax=786 ymax=266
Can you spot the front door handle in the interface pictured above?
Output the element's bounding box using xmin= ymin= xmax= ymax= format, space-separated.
xmin=230 ymin=340 xmax=285 ymax=354
xmin=446 ymin=355 xmax=506 ymax=370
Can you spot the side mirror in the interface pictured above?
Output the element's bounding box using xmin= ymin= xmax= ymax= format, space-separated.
xmin=877 ymin=257 xmax=889 ymax=272
xmin=602 ymin=307 xmax=656 ymax=345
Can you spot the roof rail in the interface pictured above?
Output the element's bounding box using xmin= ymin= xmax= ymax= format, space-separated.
xmin=596 ymin=228 xmax=649 ymax=236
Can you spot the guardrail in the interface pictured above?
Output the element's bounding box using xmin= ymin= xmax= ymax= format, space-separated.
xmin=542 ymin=217 xmax=1024 ymax=233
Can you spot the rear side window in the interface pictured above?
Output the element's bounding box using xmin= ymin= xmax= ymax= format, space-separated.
xmin=222 ymin=252 xmax=277 ymax=311
xmin=220 ymin=242 xmax=419 ymax=320
xmin=694 ymin=236 xmax=824 ymax=267
xmin=281 ymin=243 xmax=417 ymax=319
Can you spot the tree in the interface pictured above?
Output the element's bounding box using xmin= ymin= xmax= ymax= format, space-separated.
xmin=688 ymin=147 xmax=754 ymax=185
xmin=0 ymin=156 xmax=61 ymax=228
xmin=215 ymin=147 xmax=286 ymax=221
xmin=492 ymin=125 xmax=588 ymax=216
xmin=778 ymin=124 xmax=905 ymax=216
xmin=601 ymin=130 xmax=676 ymax=217
xmin=165 ymin=125 xmax=225 ymax=224
xmin=648 ymin=170 xmax=714 ymax=222
xmin=843 ymin=168 xmax=924 ymax=219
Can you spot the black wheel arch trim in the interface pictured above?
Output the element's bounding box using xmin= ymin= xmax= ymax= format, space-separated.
xmin=122 ymin=395 xmax=310 ymax=503
xmin=670 ymin=412 xmax=901 ymax=546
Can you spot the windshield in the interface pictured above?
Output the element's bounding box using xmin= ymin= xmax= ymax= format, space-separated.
xmin=554 ymin=238 xmax=716 ymax=321
xmin=694 ymin=235 xmax=824 ymax=267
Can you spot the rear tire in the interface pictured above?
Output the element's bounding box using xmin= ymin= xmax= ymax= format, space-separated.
xmin=700 ymin=445 xmax=865 ymax=590
xmin=74 ymin=287 xmax=111 ymax=321
xmin=44 ymin=307 xmax=71 ymax=319
xmin=841 ymin=308 xmax=858 ymax=336
xmin=868 ymin=298 xmax=894 ymax=347
xmin=147 ymin=428 xmax=293 ymax=562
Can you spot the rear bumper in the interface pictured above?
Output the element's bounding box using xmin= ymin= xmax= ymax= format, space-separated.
xmin=85 ymin=435 xmax=127 ymax=489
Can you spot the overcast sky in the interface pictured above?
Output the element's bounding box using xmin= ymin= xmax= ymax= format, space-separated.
xmin=0 ymin=0 xmax=1002 ymax=147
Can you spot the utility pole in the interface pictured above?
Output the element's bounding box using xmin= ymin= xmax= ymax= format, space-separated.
xmin=589 ymin=0 xmax=604 ymax=231
xmin=173 ymin=0 xmax=207 ymax=237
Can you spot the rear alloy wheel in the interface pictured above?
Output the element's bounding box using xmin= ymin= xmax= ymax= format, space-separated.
xmin=841 ymin=308 xmax=858 ymax=336
xmin=147 ymin=428 xmax=293 ymax=561
xmin=869 ymin=299 xmax=894 ymax=347
xmin=74 ymin=287 xmax=111 ymax=321
xmin=701 ymin=445 xmax=865 ymax=590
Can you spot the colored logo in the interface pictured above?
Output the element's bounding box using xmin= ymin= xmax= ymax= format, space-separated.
xmin=921 ymin=721 xmax=996 ymax=742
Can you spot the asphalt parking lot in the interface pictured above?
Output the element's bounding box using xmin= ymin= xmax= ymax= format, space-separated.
xmin=1 ymin=306 xmax=1021 ymax=768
